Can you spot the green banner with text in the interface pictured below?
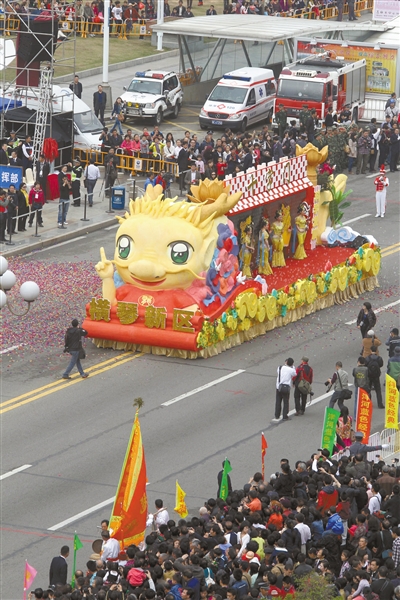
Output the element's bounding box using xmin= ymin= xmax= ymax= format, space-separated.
xmin=321 ymin=407 xmax=341 ymax=455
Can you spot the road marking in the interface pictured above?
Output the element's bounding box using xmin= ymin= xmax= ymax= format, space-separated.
xmin=273 ymin=384 xmax=354 ymax=421
xmin=381 ymin=242 xmax=400 ymax=253
xmin=381 ymin=247 xmax=400 ymax=258
xmin=162 ymin=369 xmax=246 ymax=407
xmin=0 ymin=353 xmax=144 ymax=415
xmin=48 ymin=497 xmax=116 ymax=531
xmin=342 ymin=213 xmax=371 ymax=225
xmin=366 ymin=172 xmax=381 ymax=178
xmin=104 ymin=224 xmax=119 ymax=231
xmin=0 ymin=344 xmax=24 ymax=355
xmin=0 ymin=464 xmax=32 ymax=481
xmin=53 ymin=236 xmax=85 ymax=248
xmin=345 ymin=299 xmax=400 ymax=325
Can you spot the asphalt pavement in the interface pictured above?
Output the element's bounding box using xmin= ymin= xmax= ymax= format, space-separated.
xmin=1 ymin=75 xmax=400 ymax=600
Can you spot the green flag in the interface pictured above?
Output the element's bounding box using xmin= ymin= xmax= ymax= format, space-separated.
xmin=219 ymin=458 xmax=232 ymax=500
xmin=321 ymin=407 xmax=340 ymax=455
xmin=71 ymin=533 xmax=84 ymax=586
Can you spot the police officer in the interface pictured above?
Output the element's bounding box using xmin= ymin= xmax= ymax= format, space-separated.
xmin=339 ymin=105 xmax=351 ymax=124
xmin=299 ymin=104 xmax=310 ymax=133
xmin=349 ymin=431 xmax=388 ymax=459
xmin=276 ymin=104 xmax=288 ymax=140
xmin=71 ymin=158 xmax=83 ymax=207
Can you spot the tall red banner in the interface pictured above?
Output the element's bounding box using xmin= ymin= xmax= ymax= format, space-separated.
xmin=355 ymin=388 xmax=373 ymax=442
xmin=261 ymin=433 xmax=268 ymax=480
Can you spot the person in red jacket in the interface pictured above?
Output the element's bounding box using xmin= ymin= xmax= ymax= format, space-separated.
xmin=317 ymin=474 xmax=339 ymax=516
xmin=28 ymin=181 xmax=45 ymax=227
xmin=293 ymin=356 xmax=314 ymax=416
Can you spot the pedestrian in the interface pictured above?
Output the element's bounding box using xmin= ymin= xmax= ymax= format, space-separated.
xmin=347 ymin=0 xmax=356 ymax=19
xmin=178 ymin=140 xmax=189 ymax=194
xmin=336 ymin=0 xmax=343 ymax=20
xmin=272 ymin=135 xmax=283 ymax=162
xmin=111 ymin=97 xmax=124 ymax=136
xmin=58 ymin=174 xmax=71 ymax=228
xmin=305 ymin=109 xmax=317 ymax=143
xmin=0 ymin=188 xmax=9 ymax=242
xmin=324 ymin=107 xmax=334 ymax=129
xmin=374 ymin=165 xmax=389 ymax=218
xmin=84 ymin=159 xmax=100 ymax=207
xmin=49 ymin=545 xmax=69 ymax=586
xmin=386 ymin=327 xmax=400 ymax=357
xmin=71 ymin=158 xmax=83 ymax=207
xmin=365 ymin=345 xmax=384 ymax=409
xmin=144 ymin=171 xmax=156 ymax=191
xmin=293 ymin=356 xmax=313 ymax=416
xmin=389 ymin=126 xmax=400 ymax=172
xmin=93 ymin=84 xmax=107 ymax=125
xmin=62 ymin=318 xmax=89 ymax=379
xmin=104 ymin=148 xmax=119 ymax=197
xmin=356 ymin=130 xmax=371 ymax=174
xmin=28 ymin=181 xmax=45 ymax=228
xmin=16 ymin=182 xmax=29 ymax=231
xmin=6 ymin=184 xmax=18 ymax=236
xmin=349 ymin=431 xmax=387 ymax=459
xmin=272 ymin=357 xmax=297 ymax=422
xmin=100 ymin=530 xmax=120 ymax=562
xmin=362 ymin=329 xmax=381 ymax=358
xmin=327 ymin=361 xmax=351 ymax=411
xmin=69 ymin=74 xmax=83 ymax=99
xmin=21 ymin=135 xmax=33 ymax=174
xmin=36 ymin=154 xmax=50 ymax=200
xmin=336 ymin=406 xmax=353 ymax=447
xmin=388 ymin=347 xmax=400 ymax=389
xmin=356 ymin=302 xmax=377 ymax=338
xmin=347 ymin=132 xmax=357 ymax=174
xmin=352 ymin=356 xmax=370 ymax=400
xmin=275 ymin=104 xmax=287 ymax=140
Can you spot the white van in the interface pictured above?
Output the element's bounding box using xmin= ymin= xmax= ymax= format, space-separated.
xmin=2 ymin=85 xmax=103 ymax=150
xmin=199 ymin=67 xmax=276 ymax=133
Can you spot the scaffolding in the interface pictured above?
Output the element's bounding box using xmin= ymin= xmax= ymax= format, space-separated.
xmin=0 ymin=3 xmax=76 ymax=167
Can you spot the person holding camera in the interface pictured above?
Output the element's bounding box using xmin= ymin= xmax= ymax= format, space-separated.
xmin=327 ymin=361 xmax=351 ymax=411
xmin=272 ymin=358 xmax=297 ymax=422
xmin=374 ymin=165 xmax=389 ymax=218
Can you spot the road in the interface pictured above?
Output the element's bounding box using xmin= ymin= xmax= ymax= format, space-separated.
xmin=1 ymin=123 xmax=400 ymax=599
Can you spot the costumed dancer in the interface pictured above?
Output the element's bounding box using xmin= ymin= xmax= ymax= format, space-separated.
xmin=374 ymin=165 xmax=389 ymax=218
xmin=240 ymin=225 xmax=254 ymax=278
xmin=271 ymin=210 xmax=286 ymax=268
xmin=257 ymin=217 xmax=273 ymax=276
xmin=293 ymin=203 xmax=308 ymax=260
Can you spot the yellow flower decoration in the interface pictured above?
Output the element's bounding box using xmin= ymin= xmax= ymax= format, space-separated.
xmin=362 ymin=248 xmax=374 ymax=273
xmin=227 ymin=315 xmax=237 ymax=330
xmin=257 ymin=297 xmax=267 ymax=322
xmin=338 ymin=266 xmax=348 ymax=291
xmin=306 ymin=280 xmax=317 ymax=304
xmin=287 ymin=296 xmax=296 ymax=311
xmin=266 ymin=296 xmax=277 ymax=321
xmin=277 ymin=292 xmax=288 ymax=306
xmin=317 ymin=277 xmax=326 ymax=294
xmin=329 ymin=277 xmax=338 ymax=294
xmin=371 ymin=251 xmax=381 ymax=276
xmin=187 ymin=178 xmax=229 ymax=205
xmin=216 ymin=321 xmax=225 ymax=341
xmin=348 ymin=266 xmax=358 ymax=284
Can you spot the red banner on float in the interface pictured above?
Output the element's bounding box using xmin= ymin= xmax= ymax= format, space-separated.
xmin=355 ymin=388 xmax=373 ymax=442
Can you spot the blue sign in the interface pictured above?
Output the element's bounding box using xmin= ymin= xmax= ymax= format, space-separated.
xmin=0 ymin=165 xmax=23 ymax=189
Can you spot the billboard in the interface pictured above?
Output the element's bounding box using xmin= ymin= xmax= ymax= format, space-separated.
xmin=297 ymin=40 xmax=397 ymax=95
xmin=373 ymin=0 xmax=400 ymax=21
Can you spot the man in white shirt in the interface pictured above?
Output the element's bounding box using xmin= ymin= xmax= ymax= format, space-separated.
xmin=173 ymin=139 xmax=182 ymax=160
xmin=101 ymin=530 xmax=120 ymax=563
xmin=273 ymin=357 xmax=297 ymax=422
xmin=146 ymin=498 xmax=170 ymax=531
xmin=368 ymin=483 xmax=381 ymax=514
xmin=294 ymin=513 xmax=311 ymax=554
xmin=184 ymin=164 xmax=201 ymax=188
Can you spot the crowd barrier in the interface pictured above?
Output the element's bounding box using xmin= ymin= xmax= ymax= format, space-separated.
xmin=332 ymin=428 xmax=400 ymax=463
xmin=72 ymin=148 xmax=179 ymax=179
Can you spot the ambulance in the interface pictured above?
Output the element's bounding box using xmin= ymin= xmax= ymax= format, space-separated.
xmin=199 ymin=67 xmax=276 ymax=132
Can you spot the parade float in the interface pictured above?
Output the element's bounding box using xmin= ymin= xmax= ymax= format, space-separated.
xmin=83 ymin=144 xmax=381 ymax=358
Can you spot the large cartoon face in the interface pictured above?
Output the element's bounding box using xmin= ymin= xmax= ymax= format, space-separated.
xmin=114 ymin=214 xmax=218 ymax=290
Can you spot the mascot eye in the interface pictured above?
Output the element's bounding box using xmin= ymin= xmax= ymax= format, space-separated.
xmin=169 ymin=241 xmax=192 ymax=265
xmin=118 ymin=236 xmax=132 ymax=259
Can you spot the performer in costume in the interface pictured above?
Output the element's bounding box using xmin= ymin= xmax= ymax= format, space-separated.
xmin=240 ymin=225 xmax=254 ymax=277
xmin=293 ymin=203 xmax=308 ymax=260
xmin=257 ymin=218 xmax=273 ymax=275
xmin=271 ymin=210 xmax=286 ymax=268
xmin=374 ymin=165 xmax=389 ymax=218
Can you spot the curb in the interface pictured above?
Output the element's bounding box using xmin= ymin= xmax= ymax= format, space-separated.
xmin=53 ymin=49 xmax=180 ymax=83
xmin=0 ymin=216 xmax=117 ymax=258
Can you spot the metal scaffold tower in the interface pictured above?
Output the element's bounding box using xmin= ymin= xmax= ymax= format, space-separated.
xmin=32 ymin=66 xmax=52 ymax=169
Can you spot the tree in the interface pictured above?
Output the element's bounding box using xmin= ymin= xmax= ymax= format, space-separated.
xmin=286 ymin=573 xmax=340 ymax=600
xmin=322 ymin=183 xmax=352 ymax=229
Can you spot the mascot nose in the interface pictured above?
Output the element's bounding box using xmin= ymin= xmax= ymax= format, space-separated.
xmin=128 ymin=260 xmax=166 ymax=280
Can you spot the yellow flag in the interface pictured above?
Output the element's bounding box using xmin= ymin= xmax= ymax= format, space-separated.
xmin=385 ymin=374 xmax=399 ymax=430
xmin=174 ymin=480 xmax=188 ymax=518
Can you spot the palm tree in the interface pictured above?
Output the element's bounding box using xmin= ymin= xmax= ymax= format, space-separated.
xmin=322 ymin=183 xmax=352 ymax=229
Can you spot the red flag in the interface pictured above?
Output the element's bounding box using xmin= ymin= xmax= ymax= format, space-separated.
xmin=355 ymin=388 xmax=373 ymax=442
xmin=261 ymin=432 xmax=268 ymax=480
xmin=109 ymin=411 xmax=148 ymax=548
xmin=23 ymin=562 xmax=37 ymax=600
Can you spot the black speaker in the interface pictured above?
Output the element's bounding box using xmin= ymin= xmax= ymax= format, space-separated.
xmin=17 ymin=17 xmax=58 ymax=63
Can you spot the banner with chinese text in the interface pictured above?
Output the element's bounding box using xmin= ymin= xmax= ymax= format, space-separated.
xmin=297 ymin=40 xmax=398 ymax=95
xmin=321 ymin=407 xmax=340 ymax=454
xmin=0 ymin=165 xmax=23 ymax=189
xmin=373 ymin=0 xmax=400 ymax=21
xmin=386 ymin=374 xmax=399 ymax=430
xmin=355 ymin=388 xmax=373 ymax=442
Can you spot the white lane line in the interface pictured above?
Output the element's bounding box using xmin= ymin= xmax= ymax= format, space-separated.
xmin=273 ymin=384 xmax=354 ymax=421
xmin=105 ymin=224 xmax=119 ymax=231
xmin=53 ymin=236 xmax=85 ymax=248
xmin=366 ymin=172 xmax=381 ymax=178
xmin=162 ymin=369 xmax=246 ymax=407
xmin=342 ymin=213 xmax=371 ymax=225
xmin=48 ymin=497 xmax=115 ymax=531
xmin=345 ymin=299 xmax=400 ymax=325
xmin=0 ymin=464 xmax=32 ymax=481
xmin=0 ymin=344 xmax=24 ymax=355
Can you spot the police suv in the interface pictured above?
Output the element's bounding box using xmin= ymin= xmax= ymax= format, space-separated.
xmin=121 ymin=70 xmax=183 ymax=125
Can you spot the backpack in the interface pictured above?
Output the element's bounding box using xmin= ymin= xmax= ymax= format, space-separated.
xmin=367 ymin=359 xmax=381 ymax=379
xmin=297 ymin=377 xmax=312 ymax=395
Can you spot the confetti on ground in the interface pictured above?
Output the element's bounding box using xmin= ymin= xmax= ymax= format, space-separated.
xmin=0 ymin=258 xmax=101 ymax=354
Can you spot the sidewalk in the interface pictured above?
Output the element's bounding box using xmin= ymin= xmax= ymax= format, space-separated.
xmin=0 ymin=170 xmax=185 ymax=258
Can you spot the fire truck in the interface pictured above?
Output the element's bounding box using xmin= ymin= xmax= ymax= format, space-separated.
xmin=274 ymin=54 xmax=367 ymax=125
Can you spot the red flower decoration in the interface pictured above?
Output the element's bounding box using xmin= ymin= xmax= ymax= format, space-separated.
xmin=284 ymin=285 xmax=289 ymax=294
xmin=369 ymin=243 xmax=375 ymax=249
xmin=349 ymin=255 xmax=356 ymax=265
xmin=223 ymin=238 xmax=233 ymax=252
xmin=324 ymin=260 xmax=332 ymax=272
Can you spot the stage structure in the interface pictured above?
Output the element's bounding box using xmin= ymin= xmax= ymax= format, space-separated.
xmin=82 ymin=151 xmax=381 ymax=358
xmin=0 ymin=4 xmax=76 ymax=166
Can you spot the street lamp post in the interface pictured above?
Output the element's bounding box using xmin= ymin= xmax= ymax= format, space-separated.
xmin=0 ymin=257 xmax=40 ymax=316
xmin=102 ymin=0 xmax=113 ymax=111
